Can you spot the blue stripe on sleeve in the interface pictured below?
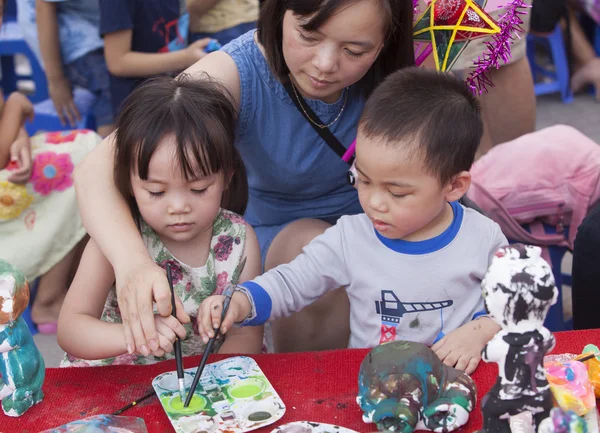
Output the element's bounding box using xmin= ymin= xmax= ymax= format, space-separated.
xmin=239 ymin=281 xmax=272 ymax=326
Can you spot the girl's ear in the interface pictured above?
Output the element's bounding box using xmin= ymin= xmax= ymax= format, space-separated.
xmin=444 ymin=171 xmax=471 ymax=203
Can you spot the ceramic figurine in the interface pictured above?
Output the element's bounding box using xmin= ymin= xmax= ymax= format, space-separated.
xmin=0 ymin=259 xmax=45 ymax=416
xmin=357 ymin=340 xmax=476 ymax=433
xmin=545 ymin=358 xmax=595 ymax=416
xmin=479 ymin=244 xmax=558 ymax=433
xmin=538 ymin=408 xmax=588 ymax=433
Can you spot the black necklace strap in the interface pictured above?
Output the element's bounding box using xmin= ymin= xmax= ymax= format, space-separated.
xmin=282 ymin=80 xmax=354 ymax=165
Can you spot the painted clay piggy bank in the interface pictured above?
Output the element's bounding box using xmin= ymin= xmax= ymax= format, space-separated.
xmin=0 ymin=259 xmax=45 ymax=416
xmin=357 ymin=340 xmax=476 ymax=433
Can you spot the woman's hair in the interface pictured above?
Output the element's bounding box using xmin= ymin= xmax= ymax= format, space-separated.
xmin=257 ymin=0 xmax=415 ymax=97
xmin=114 ymin=74 xmax=248 ymax=227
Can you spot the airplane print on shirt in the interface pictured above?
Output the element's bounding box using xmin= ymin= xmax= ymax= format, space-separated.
xmin=375 ymin=290 xmax=453 ymax=344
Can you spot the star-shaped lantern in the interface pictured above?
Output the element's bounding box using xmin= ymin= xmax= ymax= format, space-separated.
xmin=413 ymin=0 xmax=501 ymax=71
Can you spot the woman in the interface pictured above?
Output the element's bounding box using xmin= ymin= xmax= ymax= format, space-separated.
xmin=74 ymin=0 xmax=414 ymax=354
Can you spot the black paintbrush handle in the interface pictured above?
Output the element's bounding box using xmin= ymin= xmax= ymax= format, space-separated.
xmin=184 ymin=337 xmax=216 ymax=407
xmin=167 ymin=264 xmax=186 ymax=380
xmin=112 ymin=389 xmax=155 ymax=415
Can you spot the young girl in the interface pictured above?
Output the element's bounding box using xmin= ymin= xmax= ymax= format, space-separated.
xmin=57 ymin=75 xmax=263 ymax=366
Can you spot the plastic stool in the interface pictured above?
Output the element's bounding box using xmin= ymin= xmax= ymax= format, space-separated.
xmin=25 ymin=87 xmax=96 ymax=135
xmin=527 ymin=25 xmax=574 ymax=103
xmin=0 ymin=21 xmax=49 ymax=102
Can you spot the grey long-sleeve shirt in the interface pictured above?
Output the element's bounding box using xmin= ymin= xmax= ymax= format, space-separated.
xmin=241 ymin=202 xmax=507 ymax=348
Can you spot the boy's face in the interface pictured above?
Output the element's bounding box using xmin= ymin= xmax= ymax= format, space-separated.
xmin=354 ymin=133 xmax=457 ymax=241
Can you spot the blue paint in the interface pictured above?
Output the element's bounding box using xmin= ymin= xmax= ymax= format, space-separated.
xmin=43 ymin=165 xmax=57 ymax=179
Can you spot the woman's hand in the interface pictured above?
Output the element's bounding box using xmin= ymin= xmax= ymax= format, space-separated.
xmin=7 ymin=134 xmax=32 ymax=184
xmin=115 ymin=260 xmax=190 ymax=355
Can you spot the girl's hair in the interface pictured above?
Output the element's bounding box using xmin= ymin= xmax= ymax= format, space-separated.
xmin=114 ymin=74 xmax=248 ymax=226
xmin=257 ymin=0 xmax=415 ymax=97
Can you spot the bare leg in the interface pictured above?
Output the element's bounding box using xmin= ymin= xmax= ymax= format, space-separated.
xmin=265 ymin=218 xmax=351 ymax=353
xmin=476 ymin=56 xmax=536 ymax=157
xmin=567 ymin=9 xmax=600 ymax=99
xmin=96 ymin=124 xmax=115 ymax=138
xmin=32 ymin=238 xmax=87 ymax=325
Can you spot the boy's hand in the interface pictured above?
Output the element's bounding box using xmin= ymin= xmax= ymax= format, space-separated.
xmin=48 ymin=76 xmax=81 ymax=127
xmin=184 ymin=38 xmax=211 ymax=66
xmin=198 ymin=292 xmax=251 ymax=344
xmin=143 ymin=314 xmax=188 ymax=357
xmin=431 ymin=317 xmax=500 ymax=375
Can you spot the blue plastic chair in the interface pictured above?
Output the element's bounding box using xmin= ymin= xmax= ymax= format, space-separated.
xmin=527 ymin=25 xmax=574 ymax=103
xmin=0 ymin=21 xmax=49 ymax=102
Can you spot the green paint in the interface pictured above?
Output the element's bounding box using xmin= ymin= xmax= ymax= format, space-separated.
xmin=169 ymin=394 xmax=206 ymax=414
xmin=0 ymin=259 xmax=26 ymax=290
xmin=247 ymin=411 xmax=272 ymax=422
xmin=229 ymin=384 xmax=262 ymax=399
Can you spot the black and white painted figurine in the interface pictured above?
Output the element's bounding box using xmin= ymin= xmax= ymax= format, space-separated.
xmin=479 ymin=244 xmax=558 ymax=433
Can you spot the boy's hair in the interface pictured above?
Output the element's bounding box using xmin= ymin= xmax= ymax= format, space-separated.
xmin=258 ymin=0 xmax=415 ymax=97
xmin=114 ymin=74 xmax=248 ymax=226
xmin=359 ymin=67 xmax=483 ymax=184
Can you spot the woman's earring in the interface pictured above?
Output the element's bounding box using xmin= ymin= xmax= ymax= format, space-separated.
xmin=347 ymin=161 xmax=357 ymax=187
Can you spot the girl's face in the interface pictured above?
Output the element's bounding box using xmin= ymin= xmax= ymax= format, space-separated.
xmin=282 ymin=0 xmax=387 ymax=103
xmin=131 ymin=135 xmax=226 ymax=250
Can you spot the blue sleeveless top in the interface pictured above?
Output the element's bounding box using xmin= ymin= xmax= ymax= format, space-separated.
xmin=222 ymin=30 xmax=363 ymax=259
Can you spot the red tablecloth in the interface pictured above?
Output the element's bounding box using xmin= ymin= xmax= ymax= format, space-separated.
xmin=1 ymin=330 xmax=599 ymax=433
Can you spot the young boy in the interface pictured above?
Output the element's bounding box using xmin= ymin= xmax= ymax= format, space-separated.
xmin=36 ymin=0 xmax=114 ymax=137
xmin=198 ymin=68 xmax=508 ymax=374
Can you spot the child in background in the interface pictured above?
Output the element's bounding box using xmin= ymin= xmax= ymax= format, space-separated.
xmin=0 ymin=92 xmax=33 ymax=170
xmin=36 ymin=0 xmax=114 ymax=137
xmin=99 ymin=0 xmax=212 ymax=116
xmin=57 ymin=76 xmax=263 ymax=366
xmin=187 ymin=0 xmax=258 ymax=46
xmin=199 ymin=68 xmax=508 ymax=374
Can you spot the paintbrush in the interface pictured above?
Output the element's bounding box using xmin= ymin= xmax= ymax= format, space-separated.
xmin=576 ymin=352 xmax=600 ymax=363
xmin=166 ymin=263 xmax=187 ymax=403
xmin=184 ymin=257 xmax=247 ymax=408
xmin=112 ymin=389 xmax=155 ymax=415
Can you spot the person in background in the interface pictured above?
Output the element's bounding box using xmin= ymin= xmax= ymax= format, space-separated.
xmin=187 ymin=0 xmax=259 ymax=46
xmin=36 ymin=0 xmax=114 ymax=137
xmin=99 ymin=0 xmax=211 ymax=116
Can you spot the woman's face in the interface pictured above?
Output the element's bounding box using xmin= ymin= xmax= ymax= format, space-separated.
xmin=282 ymin=0 xmax=387 ymax=103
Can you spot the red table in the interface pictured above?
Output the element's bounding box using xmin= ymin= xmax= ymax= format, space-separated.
xmin=2 ymin=330 xmax=599 ymax=433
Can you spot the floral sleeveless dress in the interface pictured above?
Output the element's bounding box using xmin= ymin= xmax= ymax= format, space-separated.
xmin=61 ymin=209 xmax=248 ymax=367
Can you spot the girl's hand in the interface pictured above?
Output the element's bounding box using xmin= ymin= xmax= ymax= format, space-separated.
xmin=7 ymin=135 xmax=32 ymax=184
xmin=198 ymin=292 xmax=251 ymax=344
xmin=146 ymin=314 xmax=188 ymax=357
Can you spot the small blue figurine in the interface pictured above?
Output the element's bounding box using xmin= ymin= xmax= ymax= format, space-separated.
xmin=0 ymin=259 xmax=45 ymax=417
xmin=205 ymin=39 xmax=221 ymax=53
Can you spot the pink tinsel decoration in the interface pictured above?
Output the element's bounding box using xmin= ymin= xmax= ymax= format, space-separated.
xmin=413 ymin=0 xmax=420 ymax=16
xmin=465 ymin=0 xmax=531 ymax=95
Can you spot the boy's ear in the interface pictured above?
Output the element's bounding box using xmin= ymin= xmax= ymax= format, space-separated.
xmin=445 ymin=171 xmax=471 ymax=202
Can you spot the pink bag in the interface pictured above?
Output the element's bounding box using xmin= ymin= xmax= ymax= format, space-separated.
xmin=467 ymin=125 xmax=600 ymax=258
